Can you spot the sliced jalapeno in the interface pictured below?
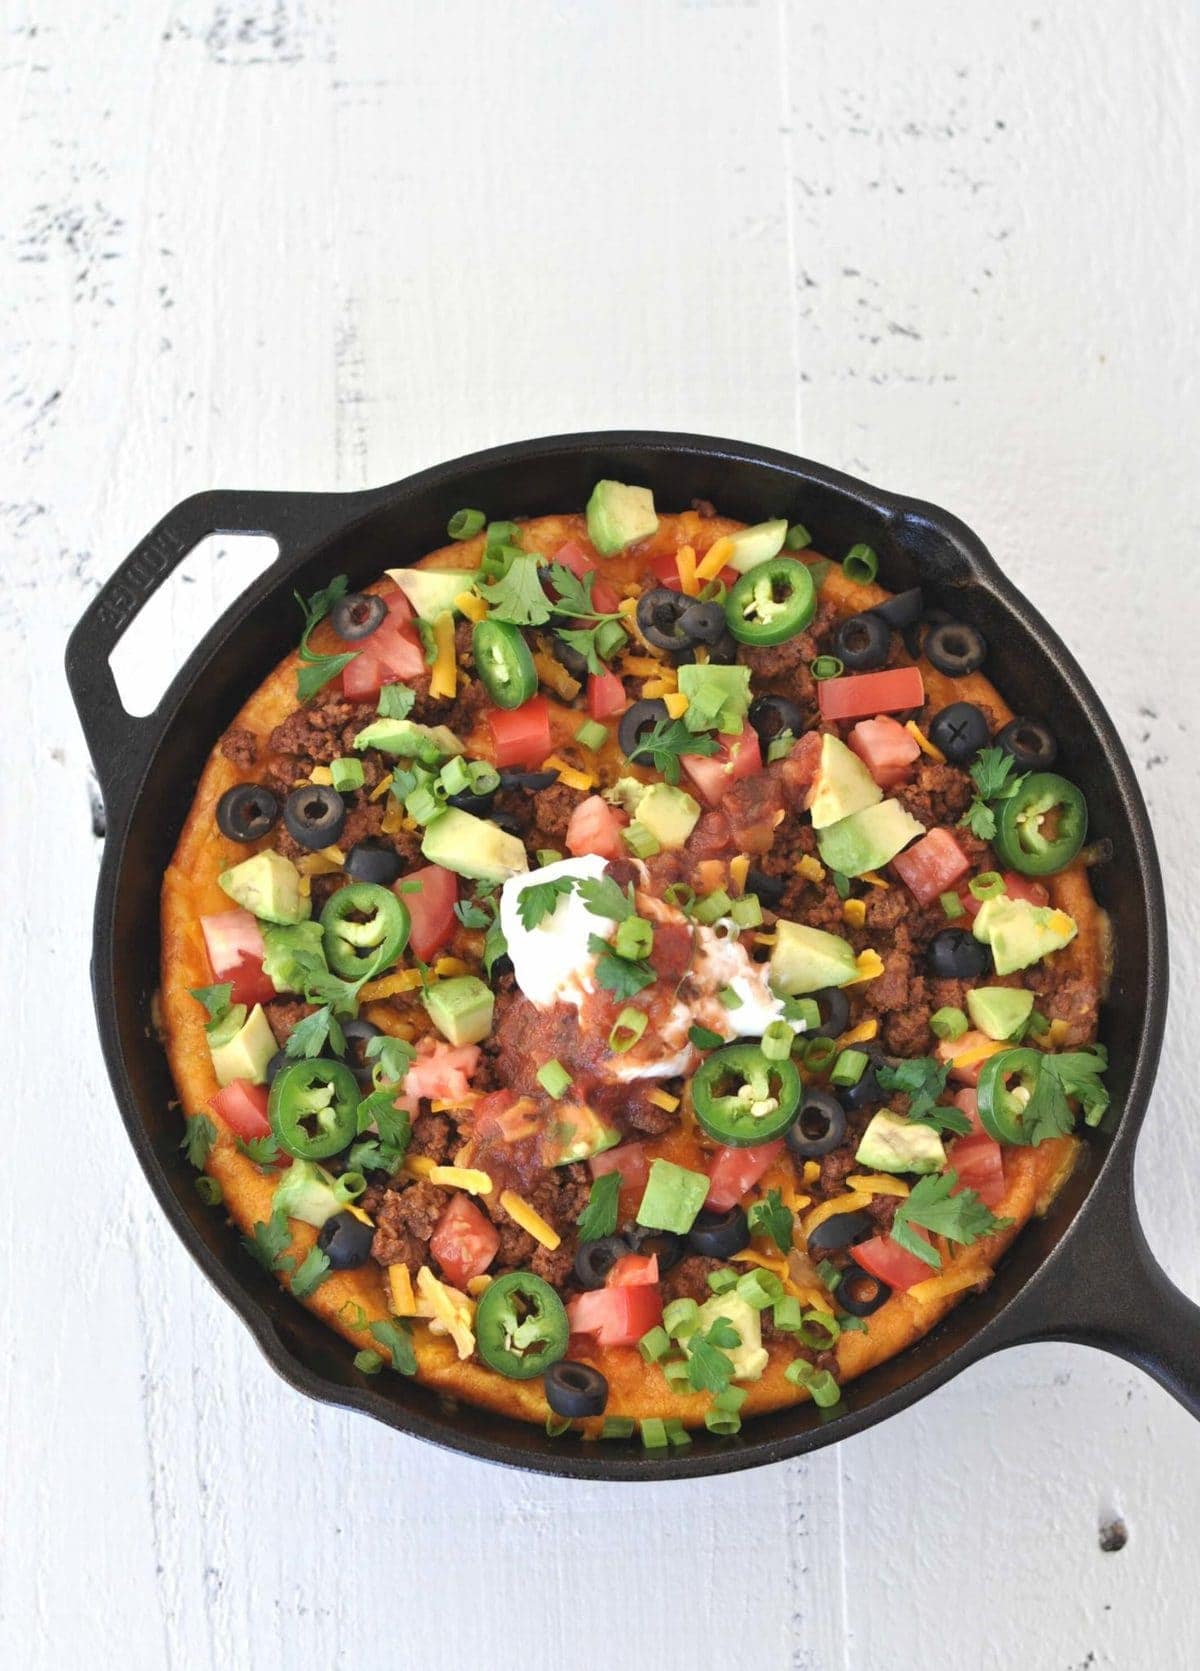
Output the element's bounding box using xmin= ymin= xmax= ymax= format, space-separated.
xmin=472 ymin=619 xmax=538 ymax=710
xmin=725 ymin=557 xmax=816 ymax=646
xmin=691 ymin=1042 xmax=802 ymax=1147
xmin=268 ymin=1058 xmax=361 ymax=1160
xmin=320 ymin=882 xmax=410 ymax=979
xmin=993 ymin=772 xmax=1088 ymax=876
xmin=474 ymin=1271 xmax=569 ymax=1380
xmin=975 ymin=1047 xmax=1042 ymax=1144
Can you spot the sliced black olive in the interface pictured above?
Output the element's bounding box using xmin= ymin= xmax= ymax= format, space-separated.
xmin=317 ymin=1210 xmax=375 ymax=1270
xmin=837 ymin=1267 xmax=891 ymax=1317
xmin=902 ymin=605 xmax=951 ymax=660
xmin=927 ymin=927 xmax=992 ymax=981
xmin=498 ymin=770 xmax=560 ymax=791
xmin=574 ymin=1235 xmax=630 ymax=1290
xmin=545 ymin=1361 xmax=609 ymax=1418
xmin=489 ymin=809 xmax=525 ymax=839
xmin=929 ymin=702 xmax=990 ymax=764
xmin=869 ymin=586 xmax=924 ymax=630
xmin=618 ymin=697 xmax=670 ymax=760
xmin=748 ymin=694 xmax=804 ymax=751
xmin=704 ymin=629 xmax=740 ymax=665
xmin=331 ymin=593 xmax=386 ymax=641
xmin=636 ymin=586 xmax=692 ymax=652
xmin=551 ymin=634 xmax=589 ymax=682
xmin=746 ymin=866 xmax=786 ymax=908
xmin=338 ymin=1017 xmax=383 ymax=1084
xmin=785 ymin=1089 xmax=847 ymax=1158
xmin=677 ymin=600 xmax=728 ymax=646
xmin=447 ymin=789 xmax=496 ymax=816
xmin=344 ymin=839 xmax=403 ymax=885
xmin=835 ymin=611 xmax=891 ymax=672
xmin=283 ymin=784 xmax=346 ymax=850
xmin=266 ymin=1049 xmax=290 ymax=1085
xmin=837 ymin=1044 xmax=888 ymax=1112
xmin=216 ymin=783 xmax=280 ymax=843
xmin=997 ymin=716 xmax=1058 ymax=770
xmin=489 ymin=952 xmax=514 ymax=980
xmin=687 ymin=1207 xmax=750 ymax=1260
xmin=924 ymin=620 xmax=987 ymax=677
xmin=808 ymin=987 xmax=850 ymax=1039
xmin=806 ymin=1208 xmax=874 ymax=1258
xmin=622 ymin=1225 xmax=684 ymax=1271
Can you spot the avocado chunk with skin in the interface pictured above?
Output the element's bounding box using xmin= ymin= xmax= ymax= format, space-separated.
xmin=769 ymin=919 xmax=859 ymax=995
xmin=586 ymin=480 xmax=659 ymax=556
xmin=209 ymin=1002 xmax=277 ymax=1088
xmin=423 ymin=975 xmax=495 ymax=1046
xmin=635 ymin=783 xmax=701 ymax=850
xmin=219 ymin=849 xmax=309 ymax=925
xmin=725 ymin=519 xmax=789 ymax=575
xmin=694 ymin=1293 xmax=769 ymax=1382
xmin=541 ymin=1104 xmax=621 ymax=1167
xmin=421 ymin=807 xmax=529 ymax=884
xmin=807 ymin=733 xmax=884 ymax=830
xmin=855 ymin=1111 xmax=946 ymax=1175
xmin=385 ymin=566 xmax=476 ymax=620
xmin=972 ymin=895 xmax=1078 ymax=976
xmin=966 ymin=986 xmax=1035 ymax=1041
xmin=352 ymin=717 xmax=463 ymax=761
xmin=817 ymin=798 xmax=925 ymax=878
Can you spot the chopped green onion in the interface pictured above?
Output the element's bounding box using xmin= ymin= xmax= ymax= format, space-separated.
xmin=536 ymin=848 xmax=562 ymax=867
xmin=537 ymin=1060 xmax=572 ymax=1098
xmin=940 ymin=890 xmax=965 ymax=919
xmin=712 ymin=1384 xmax=747 ymax=1413
xmin=663 ymin=1417 xmax=692 ymax=1448
xmin=614 ymin=916 xmax=653 ymax=960
xmin=771 ymin=1295 xmax=804 ymax=1334
xmin=447 ymin=508 xmax=486 ymax=541
xmin=706 ymin=1266 xmax=739 ymax=1295
xmin=785 ymin=996 xmax=822 ymax=1030
xmin=599 ymin=1416 xmax=636 ymax=1440
xmin=329 ymin=756 xmax=365 ymax=794
xmin=195 ymin=1176 xmax=223 ymax=1206
xmin=730 ymin=894 xmax=763 ymax=930
xmin=843 ymin=543 xmax=878 ymax=585
xmin=595 ymin=618 xmax=629 ymax=660
xmin=546 ymin=1414 xmax=572 ymax=1437
xmin=785 ymin=1359 xmax=842 ymax=1407
xmin=404 ymin=783 xmax=442 ymax=825
xmin=485 ymin=519 xmax=519 ymax=552
xmin=717 ymin=985 xmax=742 ymax=1010
xmin=830 ymin=1048 xmax=868 ymax=1088
xmin=333 ymin=1170 xmax=367 ymax=1204
xmin=609 ymin=1007 xmax=649 ymax=1054
xmin=354 ymin=1349 xmax=385 ymax=1374
xmin=704 ymin=1407 xmax=742 ymax=1436
xmin=689 ymin=1024 xmax=725 ymax=1050
xmin=622 ymin=820 xmax=661 ymax=859
xmin=640 ymin=1417 xmax=669 ymax=1450
xmin=930 ymin=1006 xmax=969 ymax=1042
xmin=802 ymin=1036 xmax=839 ymax=1072
xmin=467 ymin=761 xmax=501 ymax=795
xmin=785 ymin=523 xmax=812 ymax=551
xmin=575 ymin=719 xmax=609 ymax=751
xmin=692 ymin=888 xmax=733 ymax=926
xmin=662 ymin=1356 xmax=692 ymax=1388
xmin=970 ymin=871 xmax=1005 ymax=901
xmin=438 ymin=755 xmax=471 ymax=796
xmin=760 ymin=1019 xmax=794 ymax=1062
xmin=735 ymin=1268 xmax=785 ymax=1311
xmin=638 ymin=1325 xmax=671 ymax=1364
xmin=811 ymin=655 xmax=844 ymax=681
xmin=663 ymin=1297 xmax=700 ymax=1340
xmin=797 ymin=1309 xmax=842 ymax=1351
xmin=664 ymin=882 xmax=697 ymax=912
xmin=816 ymin=1258 xmax=842 ymax=1292
xmin=831 ymin=870 xmax=852 ymax=899
xmin=699 ymin=578 xmax=728 ymax=605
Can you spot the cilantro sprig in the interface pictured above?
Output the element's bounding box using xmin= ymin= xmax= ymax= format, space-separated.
xmin=890 ymin=1171 xmax=1012 ymax=1271
xmin=576 ymin=1172 xmax=621 ymax=1242
xmin=1021 ymin=1046 xmax=1110 ymax=1143
xmin=245 ymin=1207 xmax=334 ymax=1297
xmin=958 ymin=747 xmax=1027 ymax=842
xmin=516 ymin=874 xmax=577 ymax=930
xmin=181 ymin=1112 xmax=217 ymax=1170
xmin=284 ymin=1003 xmax=347 ymax=1060
xmin=368 ymin=1317 xmax=417 ymax=1375
xmin=588 ymin=936 xmax=656 ymax=1000
xmin=748 ymin=1188 xmax=794 ymax=1255
xmin=576 ymin=874 xmax=636 ymax=922
xmin=189 ymin=983 xmax=233 ymax=1023
xmin=295 ymin=575 xmax=359 ymax=701
xmin=364 ymin=1033 xmax=416 ymax=1086
xmin=477 ymin=553 xmax=553 ymax=626
xmin=628 ymin=716 xmax=718 ymax=785
xmin=876 ymin=1057 xmax=970 ymax=1134
xmin=686 ymin=1316 xmax=741 ymax=1394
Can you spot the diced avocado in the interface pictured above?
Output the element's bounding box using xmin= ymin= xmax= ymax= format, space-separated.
xmin=423 ymin=975 xmax=495 ymax=1046
xmin=209 ymin=1002 xmax=277 ymax=1088
xmin=817 ymin=798 xmax=925 ymax=878
xmin=725 ymin=519 xmax=789 ymax=574
xmin=273 ymin=1159 xmax=346 ymax=1229
xmin=966 ymin=986 xmax=1035 ymax=1041
xmin=541 ymin=1104 xmax=621 ymax=1167
xmin=695 ymin=1293 xmax=768 ymax=1383
xmin=260 ymin=920 xmax=326 ymax=993
xmin=586 ymin=480 xmax=659 ymax=556
xmin=352 ymin=717 xmax=463 ymax=760
xmin=636 ymin=1158 xmax=711 ymax=1234
xmin=972 ymin=896 xmax=1078 ymax=976
xmin=219 ymin=850 xmax=308 ymax=925
xmin=676 ymin=664 xmax=752 ymax=735
xmin=769 ymin=919 xmax=858 ymax=996
xmin=807 ymin=733 xmax=883 ymax=830
xmin=635 ymin=783 xmax=701 ymax=850
xmin=386 ymin=566 xmax=476 ymax=620
xmin=855 ymin=1111 xmax=946 ymax=1175
xmin=604 ymin=776 xmax=649 ymax=814
xmin=421 ymin=807 xmax=529 ymax=883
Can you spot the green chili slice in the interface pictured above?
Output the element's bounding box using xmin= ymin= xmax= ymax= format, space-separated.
xmin=320 ymin=882 xmax=410 ymax=979
xmin=474 ymin=1271 xmax=569 ymax=1380
xmin=724 ymin=557 xmax=817 ymax=646
xmin=690 ymin=1042 xmax=801 ymax=1147
xmin=269 ymin=1058 xmax=361 ymax=1160
xmin=993 ymin=772 xmax=1088 ymax=876
xmin=472 ymin=618 xmax=538 ymax=710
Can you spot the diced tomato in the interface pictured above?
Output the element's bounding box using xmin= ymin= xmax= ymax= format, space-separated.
xmin=401 ymin=1039 xmax=480 ymax=1107
xmin=724 ymin=770 xmax=785 ymax=855
xmin=936 ymin=1029 xmax=997 ymax=1087
xmin=587 ymin=672 xmax=626 ymax=720
xmin=340 ymin=594 xmax=425 ymax=700
xmin=200 ymin=909 xmax=275 ymax=1007
xmin=947 ymin=1132 xmax=1006 ymax=1209
xmin=565 ymin=793 xmax=627 ymax=860
xmin=606 ymin=1253 xmax=660 ymax=1288
xmin=590 ymin=1142 xmax=648 ymax=1193
xmin=953 ymin=1088 xmax=986 ymax=1136
xmin=706 ymin=1140 xmax=786 ymax=1212
xmin=209 ymin=1079 xmax=271 ymax=1141
xmin=774 ymin=729 xmax=822 ymax=808
xmin=430 ymin=1194 xmax=500 ymax=1288
xmin=475 ymin=1091 xmax=541 ymax=1142
xmin=851 ymin=1228 xmax=936 ymax=1293
xmin=398 ymin=863 xmax=458 ymax=961
xmin=892 ymin=827 xmax=970 ymax=906
xmin=487 ymin=694 xmax=551 ymax=768
xmin=567 ymin=1284 xmax=664 ymax=1347
xmin=957 ymin=872 xmax=1050 ymax=919
xmin=848 ymin=715 xmax=921 ymax=787
xmin=552 ymin=541 xmax=622 ymax=614
xmin=818 ymin=666 xmax=925 ymax=723
xmin=682 ymin=725 xmax=763 ymax=808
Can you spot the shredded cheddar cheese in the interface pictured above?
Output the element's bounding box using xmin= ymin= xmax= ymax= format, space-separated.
xmin=906 ymin=720 xmax=946 ymax=763
xmin=949 ymin=1038 xmax=1004 ymax=1070
xmin=802 ymin=1161 xmax=821 ymax=1185
xmin=455 ymin=589 xmax=487 ymax=622
xmin=308 ymin=766 xmax=333 ymax=786
xmin=729 ymin=854 xmax=750 ymax=893
xmin=663 ymin=691 xmax=689 ymax=720
xmin=847 ymin=1174 xmax=910 ymax=1197
xmin=542 ymin=755 xmax=595 ymax=792
xmin=847 ymin=948 xmax=885 ymax=985
xmin=358 ymin=968 xmax=424 ymax=1001
xmin=647 ymin=1088 xmax=680 ymax=1113
xmin=797 ymin=855 xmax=826 ymax=883
xmin=387 ymin=1264 xmax=417 ymax=1316
xmin=405 ymin=1155 xmax=437 ymax=1180
xmin=416 ymin=1266 xmax=476 ymax=1359
xmin=296 ymin=846 xmax=346 ymax=877
xmin=623 ymin=655 xmax=666 ymax=677
xmin=803 ymin=1192 xmax=873 ymax=1238
xmin=466 ymin=1274 xmax=493 ymax=1298
xmin=695 ymin=536 xmax=735 ymax=583
xmin=433 ymin=956 xmax=471 ymax=978
xmin=842 ymin=897 xmax=867 ymax=929
xmin=533 ymin=651 xmax=581 ymax=702
xmin=641 ymin=678 xmax=674 ymax=700
xmin=676 ymin=545 xmax=698 ymax=596
xmin=428 ymin=1165 xmax=493 ymax=1195
xmin=908 ymin=1267 xmax=986 ymax=1306
xmin=838 ymin=1018 xmax=879 ymax=1047
xmin=369 ymin=773 xmax=394 ymax=802
xmin=429 ymin=610 xmax=457 ymax=699
xmin=859 ymin=871 xmax=889 ymax=889
xmin=499 ymin=1190 xmax=561 ymax=1250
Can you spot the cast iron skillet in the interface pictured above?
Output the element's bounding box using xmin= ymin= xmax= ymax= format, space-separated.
xmin=66 ymin=432 xmax=1198 ymax=1480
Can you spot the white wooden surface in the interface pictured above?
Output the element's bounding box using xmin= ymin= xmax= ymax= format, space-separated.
xmin=5 ymin=2 xmax=1199 ymax=1666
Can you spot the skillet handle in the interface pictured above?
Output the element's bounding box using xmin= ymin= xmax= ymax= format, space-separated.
xmin=986 ymin=1162 xmax=1200 ymax=1418
xmin=65 ymin=489 xmax=358 ymax=830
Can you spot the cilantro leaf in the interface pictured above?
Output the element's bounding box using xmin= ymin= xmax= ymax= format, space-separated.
xmin=748 ymin=1188 xmax=794 ymax=1255
xmin=245 ymin=1209 xmax=291 ymax=1273
xmin=958 ymin=798 xmax=997 ymax=841
xmin=685 ymin=1319 xmax=741 ymax=1394
xmin=368 ymin=1317 xmax=417 ymax=1375
xmin=1022 ymin=1047 xmax=1109 ymax=1143
xmin=891 ymin=1171 xmax=1012 ymax=1271
xmin=356 ymin=1090 xmax=411 ymax=1155
xmin=297 ymin=651 xmax=357 ymax=702
xmin=516 ymin=875 xmax=576 ymax=930
xmin=477 ymin=553 xmax=552 ymax=627
xmin=876 ymin=1057 xmax=956 ymax=1126
xmin=347 ymin=1137 xmax=406 ymax=1175
xmin=284 ymin=1003 xmax=346 ymax=1060
xmin=1049 ymin=1047 xmax=1110 ymax=1127
xmin=544 ymin=563 xmax=596 ymax=617
xmin=588 ymin=935 xmax=656 ymax=1001
xmin=236 ymin=1135 xmax=282 ymax=1171
xmin=627 ymin=716 xmax=717 ymax=786
xmin=553 ymin=625 xmax=607 ymax=676
xmin=294 ymin=575 xmax=358 ymax=701
xmin=286 ymin=1245 xmax=332 ymax=1299
xmin=454 ymin=898 xmax=491 ymax=929
xmin=970 ymin=747 xmax=1025 ymax=802
xmin=189 ymin=983 xmax=233 ymax=1023
xmin=483 ymin=914 xmax=508 ymax=977
xmin=181 ymin=1112 xmax=217 ymax=1170
xmin=377 ymin=682 xmax=416 ymax=720
xmin=575 ymin=874 xmax=635 ymax=922
xmin=576 ymin=1172 xmax=621 ymax=1242
xmin=364 ymin=1033 xmax=416 ymax=1085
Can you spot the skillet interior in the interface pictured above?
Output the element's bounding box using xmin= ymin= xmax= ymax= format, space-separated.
xmin=87 ymin=434 xmax=1162 ymax=1479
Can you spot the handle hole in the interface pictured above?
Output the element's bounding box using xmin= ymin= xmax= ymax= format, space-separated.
xmin=109 ymin=533 xmax=279 ymax=717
